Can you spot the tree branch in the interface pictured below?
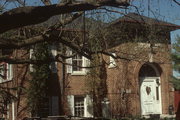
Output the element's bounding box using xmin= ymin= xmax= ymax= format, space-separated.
xmin=0 ymin=55 xmax=54 ymax=64
xmin=0 ymin=35 xmax=48 ymax=49
xmin=41 ymin=0 xmax=52 ymax=5
xmin=0 ymin=30 xmax=92 ymax=59
xmin=172 ymin=0 xmax=180 ymax=6
xmin=0 ymin=0 xmax=129 ymax=34
xmin=0 ymin=12 xmax=83 ymax=48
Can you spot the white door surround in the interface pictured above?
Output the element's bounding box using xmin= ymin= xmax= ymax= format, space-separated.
xmin=140 ymin=77 xmax=162 ymax=115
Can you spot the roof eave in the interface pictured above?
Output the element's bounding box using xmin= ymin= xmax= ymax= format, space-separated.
xmin=111 ymin=20 xmax=180 ymax=31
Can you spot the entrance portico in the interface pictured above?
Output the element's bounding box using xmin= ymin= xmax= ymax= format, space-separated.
xmin=139 ymin=64 xmax=162 ymax=116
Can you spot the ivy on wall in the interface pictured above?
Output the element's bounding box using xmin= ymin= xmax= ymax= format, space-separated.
xmin=85 ymin=54 xmax=107 ymax=117
xmin=84 ymin=22 xmax=109 ymax=117
xmin=27 ymin=42 xmax=51 ymax=117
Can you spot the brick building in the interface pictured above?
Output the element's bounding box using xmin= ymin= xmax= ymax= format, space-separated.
xmin=0 ymin=13 xmax=180 ymax=119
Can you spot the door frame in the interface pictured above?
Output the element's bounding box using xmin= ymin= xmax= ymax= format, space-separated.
xmin=139 ymin=77 xmax=162 ymax=115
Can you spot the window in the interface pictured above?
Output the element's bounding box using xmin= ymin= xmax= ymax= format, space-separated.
xmin=66 ymin=50 xmax=90 ymax=75
xmin=74 ymin=96 xmax=84 ymax=117
xmin=29 ymin=49 xmax=34 ymax=72
xmin=156 ymin=86 xmax=159 ymax=100
xmin=2 ymin=104 xmax=9 ymax=119
xmin=72 ymin=54 xmax=83 ymax=72
xmin=108 ymin=53 xmax=117 ymax=68
xmin=49 ymin=96 xmax=59 ymax=116
xmin=67 ymin=95 xmax=93 ymax=117
xmin=49 ymin=45 xmax=57 ymax=73
xmin=29 ymin=45 xmax=58 ymax=73
xmin=0 ymin=62 xmax=13 ymax=83
xmin=0 ymin=63 xmax=6 ymax=79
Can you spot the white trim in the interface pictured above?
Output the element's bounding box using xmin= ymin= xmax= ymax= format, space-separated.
xmin=50 ymin=45 xmax=58 ymax=73
xmin=66 ymin=50 xmax=73 ymax=74
xmin=68 ymin=95 xmax=93 ymax=117
xmin=12 ymin=101 xmax=15 ymax=120
xmin=7 ymin=64 xmax=13 ymax=80
xmin=84 ymin=95 xmax=93 ymax=117
xmin=7 ymin=104 xmax=9 ymax=119
xmin=29 ymin=49 xmax=34 ymax=72
xmin=0 ymin=63 xmax=13 ymax=83
xmin=67 ymin=95 xmax=74 ymax=116
xmin=71 ymin=72 xmax=87 ymax=76
xmin=140 ymin=77 xmax=162 ymax=115
xmin=70 ymin=56 xmax=90 ymax=75
xmin=148 ymin=53 xmax=153 ymax=63
xmin=108 ymin=53 xmax=117 ymax=68
xmin=66 ymin=48 xmax=90 ymax=75
xmin=72 ymin=56 xmax=87 ymax=74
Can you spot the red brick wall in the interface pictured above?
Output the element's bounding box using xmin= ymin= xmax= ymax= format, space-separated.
xmin=175 ymin=91 xmax=180 ymax=119
xmin=0 ymin=42 xmax=174 ymax=118
xmin=64 ymin=42 xmax=174 ymax=117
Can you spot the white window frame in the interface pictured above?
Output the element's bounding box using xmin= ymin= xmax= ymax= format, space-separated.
xmin=67 ymin=95 xmax=93 ymax=117
xmin=72 ymin=54 xmax=83 ymax=73
xmin=30 ymin=45 xmax=58 ymax=73
xmin=0 ymin=63 xmax=13 ymax=83
xmin=71 ymin=55 xmax=88 ymax=75
xmin=49 ymin=45 xmax=58 ymax=73
xmin=12 ymin=101 xmax=15 ymax=120
xmin=66 ymin=49 xmax=90 ymax=75
xmin=29 ymin=49 xmax=34 ymax=72
xmin=108 ymin=53 xmax=117 ymax=68
xmin=74 ymin=96 xmax=85 ymax=117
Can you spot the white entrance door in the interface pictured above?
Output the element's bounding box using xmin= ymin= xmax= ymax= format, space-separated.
xmin=140 ymin=77 xmax=162 ymax=115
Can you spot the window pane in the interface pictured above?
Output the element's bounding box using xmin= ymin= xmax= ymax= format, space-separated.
xmin=72 ymin=55 xmax=83 ymax=72
xmin=74 ymin=97 xmax=84 ymax=117
xmin=0 ymin=64 xmax=5 ymax=76
xmin=156 ymin=87 xmax=159 ymax=100
xmin=0 ymin=63 xmax=7 ymax=80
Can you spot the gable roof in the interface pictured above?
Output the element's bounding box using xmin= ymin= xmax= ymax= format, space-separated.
xmin=110 ymin=13 xmax=180 ymax=31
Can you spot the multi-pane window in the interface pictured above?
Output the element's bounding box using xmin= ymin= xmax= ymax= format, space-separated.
xmin=0 ymin=63 xmax=12 ymax=83
xmin=0 ymin=63 xmax=6 ymax=79
xmin=29 ymin=45 xmax=58 ymax=73
xmin=66 ymin=49 xmax=90 ymax=75
xmin=72 ymin=55 xmax=83 ymax=72
xmin=74 ymin=97 xmax=84 ymax=117
xmin=67 ymin=95 xmax=93 ymax=117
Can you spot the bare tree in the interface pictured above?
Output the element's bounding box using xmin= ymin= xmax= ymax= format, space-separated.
xmin=0 ymin=0 xmax=178 ymax=118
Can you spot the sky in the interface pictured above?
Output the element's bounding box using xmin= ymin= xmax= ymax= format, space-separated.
xmin=130 ymin=0 xmax=180 ymax=44
xmin=2 ymin=0 xmax=180 ymax=76
xmin=129 ymin=0 xmax=180 ymax=77
xmin=3 ymin=0 xmax=180 ymax=28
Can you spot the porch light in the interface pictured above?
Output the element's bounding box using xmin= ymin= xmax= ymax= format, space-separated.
xmin=102 ymin=98 xmax=110 ymax=104
xmin=156 ymin=78 xmax=160 ymax=86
